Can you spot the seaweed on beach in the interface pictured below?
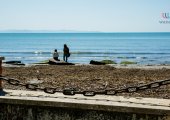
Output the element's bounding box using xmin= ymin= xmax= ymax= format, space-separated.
xmin=2 ymin=65 xmax=170 ymax=99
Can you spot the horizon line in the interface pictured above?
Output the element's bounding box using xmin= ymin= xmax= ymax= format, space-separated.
xmin=0 ymin=30 xmax=170 ymax=34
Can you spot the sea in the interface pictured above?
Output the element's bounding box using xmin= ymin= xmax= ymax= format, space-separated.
xmin=0 ymin=32 xmax=170 ymax=65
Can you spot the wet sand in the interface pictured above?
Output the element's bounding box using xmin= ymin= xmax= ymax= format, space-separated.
xmin=2 ymin=64 xmax=170 ymax=99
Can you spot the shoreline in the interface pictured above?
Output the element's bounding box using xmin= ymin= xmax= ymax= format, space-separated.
xmin=3 ymin=63 xmax=170 ymax=70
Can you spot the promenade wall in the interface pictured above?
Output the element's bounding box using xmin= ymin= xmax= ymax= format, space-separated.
xmin=0 ymin=90 xmax=170 ymax=120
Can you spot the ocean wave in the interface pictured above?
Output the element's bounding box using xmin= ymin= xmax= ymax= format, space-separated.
xmin=1 ymin=51 xmax=170 ymax=55
xmin=34 ymin=51 xmax=43 ymax=54
xmin=0 ymin=51 xmax=51 ymax=54
xmin=6 ymin=56 xmax=50 ymax=59
xmin=117 ymin=56 xmax=148 ymax=59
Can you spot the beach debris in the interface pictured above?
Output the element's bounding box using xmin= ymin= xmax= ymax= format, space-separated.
xmin=27 ymin=79 xmax=43 ymax=85
xmin=36 ymin=70 xmax=39 ymax=74
xmin=4 ymin=61 xmax=21 ymax=64
xmin=101 ymin=81 xmax=108 ymax=89
xmin=4 ymin=60 xmax=25 ymax=66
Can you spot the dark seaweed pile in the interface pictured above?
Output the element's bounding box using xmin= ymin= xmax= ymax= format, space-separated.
xmin=2 ymin=65 xmax=170 ymax=99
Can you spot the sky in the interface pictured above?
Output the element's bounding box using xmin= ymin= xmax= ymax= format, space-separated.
xmin=0 ymin=0 xmax=170 ymax=32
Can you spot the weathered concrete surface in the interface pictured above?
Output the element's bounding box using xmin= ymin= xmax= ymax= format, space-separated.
xmin=0 ymin=89 xmax=170 ymax=120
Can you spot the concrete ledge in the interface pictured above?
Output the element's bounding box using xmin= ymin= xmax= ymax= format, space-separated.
xmin=0 ymin=89 xmax=169 ymax=116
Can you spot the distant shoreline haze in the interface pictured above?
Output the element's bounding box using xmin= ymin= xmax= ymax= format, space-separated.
xmin=0 ymin=30 xmax=169 ymax=34
xmin=0 ymin=30 xmax=102 ymax=33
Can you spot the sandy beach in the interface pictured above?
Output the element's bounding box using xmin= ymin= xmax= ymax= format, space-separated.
xmin=2 ymin=64 xmax=170 ymax=99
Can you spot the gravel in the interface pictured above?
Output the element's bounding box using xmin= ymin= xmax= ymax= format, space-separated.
xmin=2 ymin=65 xmax=170 ymax=99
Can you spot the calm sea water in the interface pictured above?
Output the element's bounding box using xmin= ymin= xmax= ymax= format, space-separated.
xmin=0 ymin=33 xmax=170 ymax=65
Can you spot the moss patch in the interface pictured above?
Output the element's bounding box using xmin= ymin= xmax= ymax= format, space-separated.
xmin=120 ymin=61 xmax=137 ymax=65
xmin=100 ymin=60 xmax=117 ymax=64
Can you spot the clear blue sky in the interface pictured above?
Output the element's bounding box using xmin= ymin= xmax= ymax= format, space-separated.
xmin=0 ymin=0 xmax=169 ymax=32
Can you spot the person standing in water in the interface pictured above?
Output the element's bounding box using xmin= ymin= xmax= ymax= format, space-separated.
xmin=63 ymin=44 xmax=70 ymax=62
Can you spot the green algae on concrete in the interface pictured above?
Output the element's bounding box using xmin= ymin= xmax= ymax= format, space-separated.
xmin=100 ymin=60 xmax=117 ymax=64
xmin=120 ymin=61 xmax=137 ymax=65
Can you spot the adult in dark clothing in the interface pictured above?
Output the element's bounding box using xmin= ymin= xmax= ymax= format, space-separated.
xmin=63 ymin=44 xmax=70 ymax=62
